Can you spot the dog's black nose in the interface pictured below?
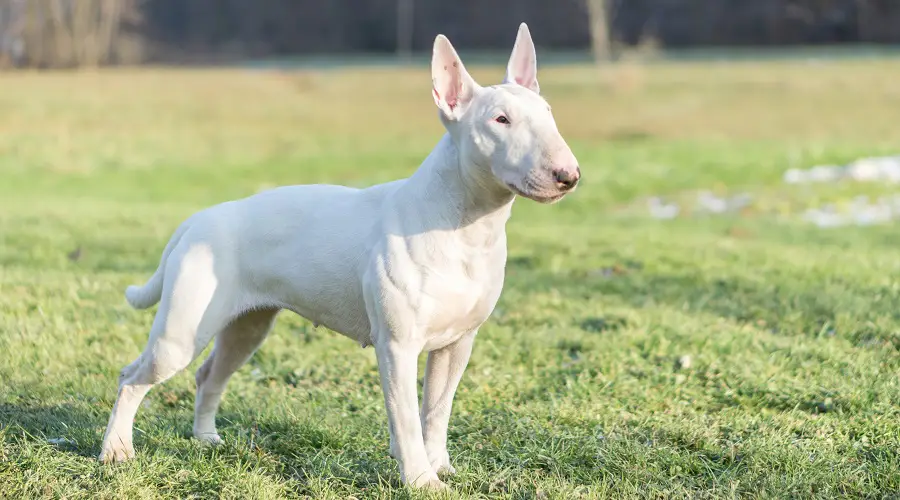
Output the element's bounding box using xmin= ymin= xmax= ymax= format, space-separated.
xmin=553 ymin=167 xmax=580 ymax=190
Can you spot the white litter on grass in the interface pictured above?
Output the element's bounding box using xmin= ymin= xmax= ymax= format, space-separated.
xmin=647 ymin=197 xmax=679 ymax=219
xmin=784 ymin=155 xmax=900 ymax=184
xmin=647 ymin=191 xmax=751 ymax=219
xmin=802 ymin=206 xmax=845 ymax=228
xmin=803 ymin=195 xmax=900 ymax=228
xmin=696 ymin=191 xmax=752 ymax=214
xmin=674 ymin=355 xmax=692 ymax=371
xmin=646 ymin=191 xmax=900 ymax=228
xmin=643 ymin=156 xmax=900 ymax=227
xmin=47 ymin=437 xmax=76 ymax=446
xmin=696 ymin=191 xmax=728 ymax=213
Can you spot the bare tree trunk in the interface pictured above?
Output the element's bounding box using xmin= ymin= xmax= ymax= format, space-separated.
xmin=72 ymin=0 xmax=96 ymax=66
xmin=586 ymin=0 xmax=612 ymax=63
xmin=98 ymin=0 xmax=123 ymax=64
xmin=16 ymin=0 xmax=135 ymax=68
xmin=0 ymin=0 xmax=16 ymax=68
xmin=22 ymin=1 xmax=44 ymax=67
xmin=114 ymin=0 xmax=145 ymax=65
xmin=396 ymin=0 xmax=413 ymax=61
xmin=855 ymin=0 xmax=871 ymax=42
xmin=47 ymin=0 xmax=74 ymax=67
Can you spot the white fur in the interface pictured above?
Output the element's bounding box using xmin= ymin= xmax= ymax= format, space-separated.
xmin=99 ymin=23 xmax=580 ymax=490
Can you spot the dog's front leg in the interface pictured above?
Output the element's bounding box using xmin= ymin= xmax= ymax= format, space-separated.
xmin=374 ymin=339 xmax=445 ymax=490
xmin=420 ymin=330 xmax=475 ymax=476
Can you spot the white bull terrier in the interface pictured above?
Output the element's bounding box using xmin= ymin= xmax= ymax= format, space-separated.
xmin=99 ymin=23 xmax=580 ymax=489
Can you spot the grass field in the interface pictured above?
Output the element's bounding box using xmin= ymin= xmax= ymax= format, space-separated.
xmin=1 ymin=56 xmax=899 ymax=499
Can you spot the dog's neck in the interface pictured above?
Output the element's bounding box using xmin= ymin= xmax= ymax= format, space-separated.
xmin=406 ymin=134 xmax=515 ymax=247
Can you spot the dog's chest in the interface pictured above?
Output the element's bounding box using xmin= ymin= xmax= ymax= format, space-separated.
xmin=417 ymin=246 xmax=506 ymax=350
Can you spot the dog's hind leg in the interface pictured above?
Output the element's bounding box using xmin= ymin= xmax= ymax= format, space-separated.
xmin=99 ymin=242 xmax=232 ymax=463
xmin=193 ymin=308 xmax=279 ymax=444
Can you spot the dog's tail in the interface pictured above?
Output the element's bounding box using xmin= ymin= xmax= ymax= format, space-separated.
xmin=125 ymin=222 xmax=189 ymax=309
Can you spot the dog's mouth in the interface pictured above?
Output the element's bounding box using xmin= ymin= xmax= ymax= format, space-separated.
xmin=506 ymin=183 xmax=569 ymax=204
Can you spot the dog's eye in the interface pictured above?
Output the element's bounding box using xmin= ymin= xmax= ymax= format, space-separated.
xmin=495 ymin=115 xmax=510 ymax=125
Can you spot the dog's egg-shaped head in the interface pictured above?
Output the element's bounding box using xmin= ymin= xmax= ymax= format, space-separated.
xmin=430 ymin=23 xmax=580 ymax=203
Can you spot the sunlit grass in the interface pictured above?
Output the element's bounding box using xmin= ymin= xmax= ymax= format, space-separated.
xmin=1 ymin=59 xmax=898 ymax=499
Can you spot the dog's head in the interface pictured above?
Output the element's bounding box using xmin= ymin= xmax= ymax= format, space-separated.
xmin=431 ymin=23 xmax=580 ymax=204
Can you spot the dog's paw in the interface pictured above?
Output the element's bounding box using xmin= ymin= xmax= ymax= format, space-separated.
xmin=193 ymin=432 xmax=223 ymax=446
xmin=429 ymin=451 xmax=457 ymax=476
xmin=98 ymin=440 xmax=135 ymax=463
xmin=409 ymin=474 xmax=447 ymax=491
xmin=404 ymin=468 xmax=446 ymax=490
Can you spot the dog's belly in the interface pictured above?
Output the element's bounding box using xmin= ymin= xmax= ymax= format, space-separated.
xmin=230 ymin=183 xmax=400 ymax=346
xmin=250 ymin=261 xmax=374 ymax=345
xmin=280 ymin=298 xmax=372 ymax=344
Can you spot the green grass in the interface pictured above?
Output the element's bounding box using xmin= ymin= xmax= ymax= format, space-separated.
xmin=1 ymin=59 xmax=899 ymax=499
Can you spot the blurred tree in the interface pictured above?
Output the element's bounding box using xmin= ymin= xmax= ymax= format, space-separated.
xmin=10 ymin=0 xmax=141 ymax=68
xmin=4 ymin=0 xmax=900 ymax=69
xmin=585 ymin=0 xmax=613 ymax=62
xmin=0 ymin=0 xmax=24 ymax=68
xmin=396 ymin=0 xmax=414 ymax=60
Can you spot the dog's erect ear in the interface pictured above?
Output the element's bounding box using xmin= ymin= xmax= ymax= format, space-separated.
xmin=432 ymin=35 xmax=478 ymax=121
xmin=503 ymin=23 xmax=540 ymax=94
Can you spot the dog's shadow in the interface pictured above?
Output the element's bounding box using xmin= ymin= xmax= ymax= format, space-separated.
xmin=213 ymin=414 xmax=405 ymax=490
xmin=0 ymin=401 xmax=406 ymax=491
xmin=0 ymin=401 xmax=105 ymax=458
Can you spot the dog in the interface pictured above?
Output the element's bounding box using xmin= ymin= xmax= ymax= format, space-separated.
xmin=99 ymin=23 xmax=580 ymax=489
